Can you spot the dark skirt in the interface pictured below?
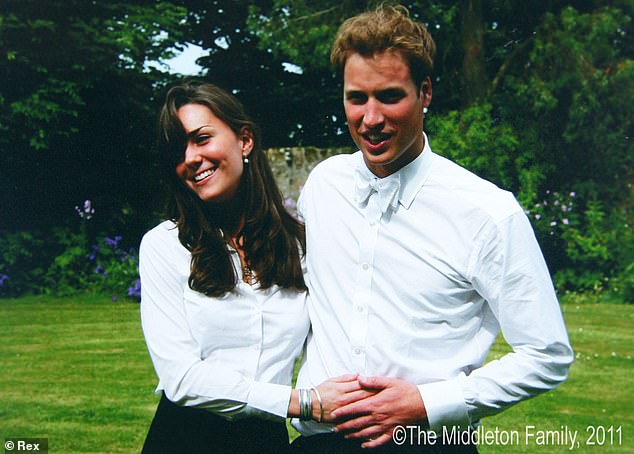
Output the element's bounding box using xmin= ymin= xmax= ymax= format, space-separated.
xmin=291 ymin=433 xmax=479 ymax=453
xmin=142 ymin=393 xmax=289 ymax=454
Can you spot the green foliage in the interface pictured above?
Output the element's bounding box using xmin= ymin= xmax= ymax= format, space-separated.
xmin=247 ymin=1 xmax=367 ymax=70
xmin=487 ymin=4 xmax=634 ymax=294
xmin=41 ymin=228 xmax=90 ymax=296
xmin=1 ymin=1 xmax=185 ymax=149
xmin=42 ymin=227 xmax=140 ymax=301
xmin=0 ymin=0 xmax=187 ymax=231
xmin=0 ymin=200 xmax=140 ymax=300
xmin=427 ymin=104 xmax=521 ymax=192
xmin=610 ymin=262 xmax=634 ymax=304
xmin=499 ymin=5 xmax=634 ymax=205
xmin=0 ymin=231 xmax=47 ymax=297
xmin=527 ymin=191 xmax=634 ymax=296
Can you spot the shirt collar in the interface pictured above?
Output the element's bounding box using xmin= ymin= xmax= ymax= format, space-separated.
xmin=353 ymin=132 xmax=434 ymax=210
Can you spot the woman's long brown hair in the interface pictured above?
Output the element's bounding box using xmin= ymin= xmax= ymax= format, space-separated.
xmin=159 ymin=80 xmax=306 ymax=297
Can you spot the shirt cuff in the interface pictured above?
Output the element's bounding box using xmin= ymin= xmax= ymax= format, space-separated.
xmin=418 ymin=380 xmax=471 ymax=433
xmin=247 ymin=382 xmax=292 ymax=418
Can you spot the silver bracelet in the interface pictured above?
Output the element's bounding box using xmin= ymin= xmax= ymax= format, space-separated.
xmin=299 ymin=388 xmax=313 ymax=420
xmin=311 ymin=387 xmax=324 ymax=423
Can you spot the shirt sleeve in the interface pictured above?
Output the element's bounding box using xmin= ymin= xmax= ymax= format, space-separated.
xmin=419 ymin=210 xmax=574 ymax=431
xmin=296 ymin=172 xmax=310 ymax=224
xmin=139 ymin=227 xmax=292 ymax=420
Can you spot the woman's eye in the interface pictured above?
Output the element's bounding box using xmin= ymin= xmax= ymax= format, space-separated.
xmin=195 ymin=135 xmax=210 ymax=144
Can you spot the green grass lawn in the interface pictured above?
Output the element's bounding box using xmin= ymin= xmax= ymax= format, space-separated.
xmin=1 ymin=295 xmax=632 ymax=453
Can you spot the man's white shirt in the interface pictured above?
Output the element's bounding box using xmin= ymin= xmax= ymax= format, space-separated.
xmin=294 ymin=134 xmax=573 ymax=434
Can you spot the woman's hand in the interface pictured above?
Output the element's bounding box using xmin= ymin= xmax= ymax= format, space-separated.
xmin=313 ymin=374 xmax=377 ymax=423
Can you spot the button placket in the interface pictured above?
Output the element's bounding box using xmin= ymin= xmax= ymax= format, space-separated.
xmin=349 ymin=192 xmax=382 ymax=370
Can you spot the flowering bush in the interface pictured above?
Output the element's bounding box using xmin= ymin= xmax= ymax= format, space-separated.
xmin=526 ymin=190 xmax=633 ymax=299
xmin=1 ymin=156 xmax=631 ymax=304
xmin=84 ymin=234 xmax=141 ymax=300
xmin=40 ymin=201 xmax=141 ymax=300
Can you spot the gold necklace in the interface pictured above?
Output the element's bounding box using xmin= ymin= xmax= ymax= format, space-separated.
xmin=241 ymin=260 xmax=254 ymax=285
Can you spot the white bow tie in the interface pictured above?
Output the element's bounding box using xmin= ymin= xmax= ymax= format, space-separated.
xmin=354 ymin=169 xmax=401 ymax=213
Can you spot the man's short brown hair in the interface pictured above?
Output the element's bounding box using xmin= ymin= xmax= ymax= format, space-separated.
xmin=330 ymin=4 xmax=436 ymax=89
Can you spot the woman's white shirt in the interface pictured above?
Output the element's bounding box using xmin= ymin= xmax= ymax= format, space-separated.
xmin=139 ymin=220 xmax=309 ymax=420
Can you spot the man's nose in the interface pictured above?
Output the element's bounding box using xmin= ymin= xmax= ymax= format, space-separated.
xmin=363 ymin=99 xmax=385 ymax=129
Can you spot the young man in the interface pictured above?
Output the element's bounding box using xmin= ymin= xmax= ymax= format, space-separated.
xmin=292 ymin=5 xmax=573 ymax=452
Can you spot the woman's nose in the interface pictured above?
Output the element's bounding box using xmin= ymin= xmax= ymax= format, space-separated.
xmin=183 ymin=143 xmax=202 ymax=167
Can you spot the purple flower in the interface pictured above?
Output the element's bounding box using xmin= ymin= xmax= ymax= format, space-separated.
xmin=89 ymin=245 xmax=99 ymax=261
xmin=95 ymin=265 xmax=107 ymax=277
xmin=0 ymin=274 xmax=9 ymax=286
xmin=104 ymin=235 xmax=122 ymax=248
xmin=284 ymin=197 xmax=296 ymax=209
xmin=127 ymin=279 xmax=142 ymax=299
xmin=111 ymin=296 xmax=118 ymax=302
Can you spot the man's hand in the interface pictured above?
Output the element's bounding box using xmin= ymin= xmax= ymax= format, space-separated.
xmin=331 ymin=376 xmax=428 ymax=448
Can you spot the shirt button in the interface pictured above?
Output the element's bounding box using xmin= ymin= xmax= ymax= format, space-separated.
xmin=355 ymin=305 xmax=364 ymax=313
xmin=362 ymin=263 xmax=369 ymax=270
xmin=369 ymin=220 xmax=376 ymax=226
xmin=353 ymin=348 xmax=362 ymax=355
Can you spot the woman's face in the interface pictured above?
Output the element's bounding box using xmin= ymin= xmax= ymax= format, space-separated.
xmin=175 ymin=103 xmax=253 ymax=204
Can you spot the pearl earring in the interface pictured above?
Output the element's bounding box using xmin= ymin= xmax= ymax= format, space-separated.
xmin=243 ymin=157 xmax=249 ymax=164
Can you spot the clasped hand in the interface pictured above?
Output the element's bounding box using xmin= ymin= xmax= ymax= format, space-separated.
xmin=316 ymin=375 xmax=428 ymax=448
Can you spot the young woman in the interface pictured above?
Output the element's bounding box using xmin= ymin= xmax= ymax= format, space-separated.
xmin=139 ymin=81 xmax=364 ymax=453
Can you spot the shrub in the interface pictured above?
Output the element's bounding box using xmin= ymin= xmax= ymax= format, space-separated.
xmin=0 ymin=230 xmax=48 ymax=297
xmin=526 ymin=190 xmax=633 ymax=296
xmin=42 ymin=229 xmax=140 ymax=301
xmin=0 ymin=200 xmax=141 ymax=301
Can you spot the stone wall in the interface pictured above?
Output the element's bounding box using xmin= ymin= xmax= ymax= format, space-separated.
xmin=265 ymin=146 xmax=354 ymax=200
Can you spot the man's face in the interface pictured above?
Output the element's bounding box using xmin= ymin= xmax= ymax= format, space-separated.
xmin=343 ymin=51 xmax=431 ymax=178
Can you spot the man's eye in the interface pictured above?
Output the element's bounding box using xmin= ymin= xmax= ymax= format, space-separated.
xmin=378 ymin=92 xmax=405 ymax=103
xmin=345 ymin=93 xmax=367 ymax=104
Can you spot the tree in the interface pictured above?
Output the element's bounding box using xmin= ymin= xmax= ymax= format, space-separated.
xmin=169 ymin=0 xmax=350 ymax=147
xmin=0 ymin=0 xmax=187 ymax=232
xmin=461 ymin=0 xmax=487 ymax=105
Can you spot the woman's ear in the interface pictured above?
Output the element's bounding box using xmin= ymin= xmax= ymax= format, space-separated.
xmin=240 ymin=126 xmax=254 ymax=158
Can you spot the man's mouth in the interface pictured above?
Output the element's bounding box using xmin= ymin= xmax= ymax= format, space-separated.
xmin=194 ymin=168 xmax=215 ymax=182
xmin=363 ymin=132 xmax=391 ymax=145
